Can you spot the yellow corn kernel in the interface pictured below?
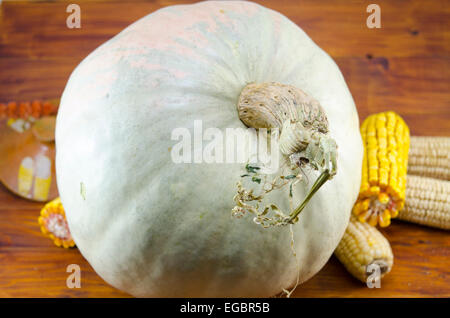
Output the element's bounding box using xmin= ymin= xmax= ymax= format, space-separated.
xmin=367 ymin=115 xmax=379 ymax=185
xmin=376 ymin=113 xmax=389 ymax=188
xmin=368 ymin=186 xmax=380 ymax=196
xmin=354 ymin=199 xmax=371 ymax=217
xmin=352 ymin=201 xmax=363 ymax=215
xmin=378 ymin=192 xmax=389 ymax=204
xmin=362 ymin=199 xmax=370 ymax=211
xmin=358 ymin=209 xmax=371 ymax=223
xmin=390 ymin=208 xmax=399 ymax=218
xmin=379 ymin=209 xmax=391 ymax=228
xmin=397 ymin=200 xmax=404 ymax=212
xmin=368 ymin=213 xmax=378 ymax=227
xmin=360 ymin=118 xmax=370 ymax=195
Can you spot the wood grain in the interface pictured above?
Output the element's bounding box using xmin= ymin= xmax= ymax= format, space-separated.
xmin=0 ymin=0 xmax=449 ymax=297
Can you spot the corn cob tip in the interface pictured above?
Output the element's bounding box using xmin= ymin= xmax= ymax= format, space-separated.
xmin=38 ymin=197 xmax=75 ymax=248
xmin=335 ymin=217 xmax=393 ymax=283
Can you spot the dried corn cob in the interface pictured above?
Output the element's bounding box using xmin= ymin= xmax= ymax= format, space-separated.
xmin=398 ymin=175 xmax=450 ymax=230
xmin=38 ymin=197 xmax=75 ymax=248
xmin=335 ymin=216 xmax=393 ymax=282
xmin=408 ymin=136 xmax=450 ymax=181
xmin=353 ymin=111 xmax=410 ymax=227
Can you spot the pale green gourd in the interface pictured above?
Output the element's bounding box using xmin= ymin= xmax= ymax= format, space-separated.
xmin=56 ymin=1 xmax=362 ymax=297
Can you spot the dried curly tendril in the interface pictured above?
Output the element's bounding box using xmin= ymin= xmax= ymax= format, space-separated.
xmin=232 ymin=162 xmax=303 ymax=227
xmin=232 ymin=82 xmax=338 ymax=228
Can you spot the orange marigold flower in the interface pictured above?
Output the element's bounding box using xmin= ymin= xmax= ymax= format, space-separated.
xmin=42 ymin=101 xmax=53 ymax=116
xmin=31 ymin=100 xmax=42 ymax=118
xmin=19 ymin=102 xmax=32 ymax=119
xmin=7 ymin=102 xmax=17 ymax=118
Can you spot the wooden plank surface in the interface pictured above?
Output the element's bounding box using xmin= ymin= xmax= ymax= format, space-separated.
xmin=0 ymin=0 xmax=449 ymax=298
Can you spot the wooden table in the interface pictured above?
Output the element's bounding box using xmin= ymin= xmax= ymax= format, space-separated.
xmin=0 ymin=0 xmax=449 ymax=298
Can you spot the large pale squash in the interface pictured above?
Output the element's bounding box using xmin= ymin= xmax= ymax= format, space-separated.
xmin=56 ymin=1 xmax=362 ymax=297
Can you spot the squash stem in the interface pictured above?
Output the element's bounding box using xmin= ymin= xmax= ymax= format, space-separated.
xmin=288 ymin=169 xmax=331 ymax=223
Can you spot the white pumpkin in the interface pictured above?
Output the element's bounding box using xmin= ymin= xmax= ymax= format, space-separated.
xmin=56 ymin=0 xmax=362 ymax=297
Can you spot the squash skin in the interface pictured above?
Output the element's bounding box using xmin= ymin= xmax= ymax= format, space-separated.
xmin=56 ymin=1 xmax=362 ymax=297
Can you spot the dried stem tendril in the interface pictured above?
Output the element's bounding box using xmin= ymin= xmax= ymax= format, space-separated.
xmin=232 ymin=82 xmax=337 ymax=228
